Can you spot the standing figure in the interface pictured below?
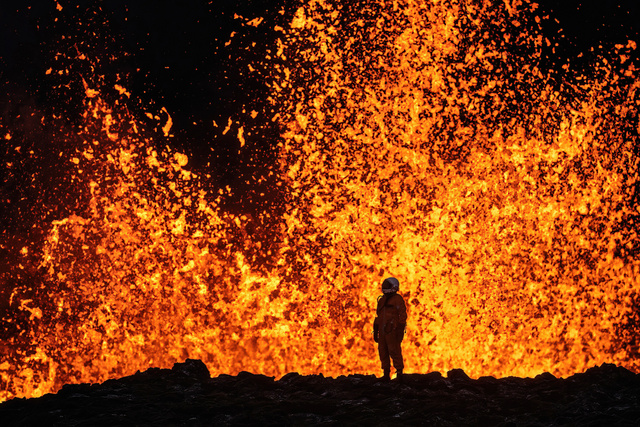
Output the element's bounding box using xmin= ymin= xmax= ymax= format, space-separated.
xmin=373 ymin=277 xmax=407 ymax=381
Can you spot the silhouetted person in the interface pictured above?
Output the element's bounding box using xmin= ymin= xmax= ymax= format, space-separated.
xmin=373 ymin=277 xmax=407 ymax=382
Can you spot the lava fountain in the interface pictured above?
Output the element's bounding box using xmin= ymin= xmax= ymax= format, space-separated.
xmin=1 ymin=0 xmax=639 ymax=401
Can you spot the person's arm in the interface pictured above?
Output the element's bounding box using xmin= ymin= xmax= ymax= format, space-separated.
xmin=397 ymin=295 xmax=407 ymax=342
xmin=398 ymin=295 xmax=408 ymax=324
xmin=373 ymin=298 xmax=381 ymax=342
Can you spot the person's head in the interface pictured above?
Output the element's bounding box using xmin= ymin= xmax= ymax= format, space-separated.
xmin=381 ymin=277 xmax=399 ymax=294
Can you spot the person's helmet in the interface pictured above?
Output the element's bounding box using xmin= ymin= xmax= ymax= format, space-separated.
xmin=381 ymin=277 xmax=399 ymax=294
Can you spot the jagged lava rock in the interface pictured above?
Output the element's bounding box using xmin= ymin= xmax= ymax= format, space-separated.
xmin=1 ymin=360 xmax=639 ymax=426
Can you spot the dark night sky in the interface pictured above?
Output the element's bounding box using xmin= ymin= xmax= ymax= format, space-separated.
xmin=1 ymin=0 xmax=290 ymax=167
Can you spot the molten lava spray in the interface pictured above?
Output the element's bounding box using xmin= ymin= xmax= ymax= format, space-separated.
xmin=2 ymin=0 xmax=640 ymax=401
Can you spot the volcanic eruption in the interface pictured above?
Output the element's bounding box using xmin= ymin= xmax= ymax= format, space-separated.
xmin=1 ymin=0 xmax=639 ymax=402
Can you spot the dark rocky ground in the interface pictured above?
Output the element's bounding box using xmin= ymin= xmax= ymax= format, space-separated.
xmin=1 ymin=359 xmax=640 ymax=426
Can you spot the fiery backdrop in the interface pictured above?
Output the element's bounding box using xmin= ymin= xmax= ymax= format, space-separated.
xmin=1 ymin=0 xmax=640 ymax=401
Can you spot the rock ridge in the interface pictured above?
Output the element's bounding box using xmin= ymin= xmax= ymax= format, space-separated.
xmin=1 ymin=359 xmax=639 ymax=426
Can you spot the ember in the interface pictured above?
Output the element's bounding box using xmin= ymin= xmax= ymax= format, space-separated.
xmin=1 ymin=0 xmax=639 ymax=402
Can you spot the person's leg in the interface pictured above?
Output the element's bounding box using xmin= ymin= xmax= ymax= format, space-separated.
xmin=378 ymin=336 xmax=391 ymax=380
xmin=387 ymin=332 xmax=404 ymax=380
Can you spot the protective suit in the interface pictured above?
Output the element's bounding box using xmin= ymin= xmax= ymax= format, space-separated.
xmin=373 ymin=277 xmax=407 ymax=381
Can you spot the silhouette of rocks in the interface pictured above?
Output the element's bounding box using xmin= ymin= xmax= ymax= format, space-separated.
xmin=1 ymin=360 xmax=639 ymax=425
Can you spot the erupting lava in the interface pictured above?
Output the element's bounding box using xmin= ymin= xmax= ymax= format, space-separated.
xmin=2 ymin=0 xmax=640 ymax=401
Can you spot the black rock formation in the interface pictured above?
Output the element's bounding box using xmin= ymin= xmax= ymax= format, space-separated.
xmin=1 ymin=359 xmax=639 ymax=425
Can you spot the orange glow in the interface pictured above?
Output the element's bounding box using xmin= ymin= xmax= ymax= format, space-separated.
xmin=2 ymin=0 xmax=639 ymax=402
xmin=272 ymin=0 xmax=640 ymax=380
